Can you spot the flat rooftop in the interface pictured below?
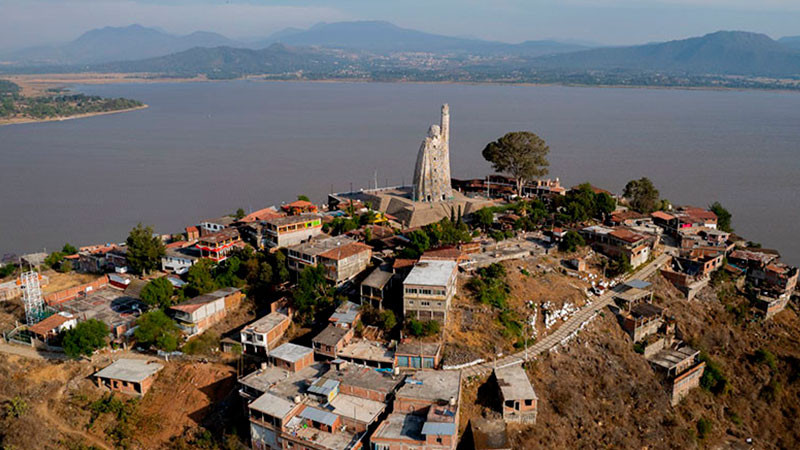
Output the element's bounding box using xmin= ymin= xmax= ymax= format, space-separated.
xmin=403 ymin=260 xmax=458 ymax=287
xmin=649 ymin=346 xmax=700 ymax=371
xmin=250 ymin=391 xmax=296 ymax=419
xmin=289 ymin=235 xmax=356 ymax=257
xmin=328 ymin=393 xmax=386 ymax=424
xmin=240 ymin=363 xmax=326 ymax=400
xmin=58 ymin=287 xmax=145 ymax=333
xmin=396 ymin=341 xmax=442 ymax=357
xmin=313 ymin=325 xmax=350 ymax=347
xmin=286 ymin=417 xmax=360 ymax=450
xmin=494 ymin=365 xmax=537 ymax=400
xmin=271 ymin=342 xmax=314 ymax=363
xmin=94 ymin=359 xmax=163 ymax=383
xmin=243 ymin=311 xmax=290 ymax=334
xmin=372 ymin=413 xmax=425 ymax=443
xmin=323 ymin=364 xmax=402 ymax=394
xmin=267 ymin=213 xmax=322 ymax=227
xmin=336 ymin=340 xmax=394 ymax=364
xmin=362 ymin=267 xmax=394 ymax=289
xmin=396 ymin=371 xmax=461 ymax=403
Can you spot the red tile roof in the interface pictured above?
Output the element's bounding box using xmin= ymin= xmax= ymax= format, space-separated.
xmin=609 ymin=228 xmax=645 ymax=244
xmin=239 ymin=207 xmax=285 ymax=223
xmin=319 ymin=242 xmax=372 ymax=261
xmin=28 ymin=313 xmax=72 ymax=336
xmin=651 ymin=211 xmax=674 ymax=221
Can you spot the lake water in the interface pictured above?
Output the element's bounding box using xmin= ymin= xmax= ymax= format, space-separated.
xmin=1 ymin=81 xmax=798 ymax=264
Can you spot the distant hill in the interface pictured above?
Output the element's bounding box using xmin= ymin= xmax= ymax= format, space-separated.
xmin=779 ymin=36 xmax=800 ymax=50
xmin=533 ymin=31 xmax=800 ymax=76
xmin=257 ymin=20 xmax=587 ymax=56
xmin=93 ymin=44 xmax=349 ymax=79
xmin=3 ymin=25 xmax=243 ymax=65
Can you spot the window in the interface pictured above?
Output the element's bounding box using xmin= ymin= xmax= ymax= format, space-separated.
xmin=421 ymin=301 xmax=430 ymax=306
xmin=422 ymin=289 xmax=432 ymax=295
xmin=524 ymin=399 xmax=533 ymax=406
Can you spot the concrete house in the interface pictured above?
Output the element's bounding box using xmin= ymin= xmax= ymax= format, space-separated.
xmin=263 ymin=213 xmax=323 ymax=249
xmin=581 ymin=225 xmax=652 ymax=269
xmin=647 ymin=345 xmax=706 ymax=405
xmin=196 ymin=228 xmax=240 ymax=262
xmin=240 ymin=311 xmax=291 ymax=356
xmin=269 ymin=343 xmax=314 ymax=373
xmin=312 ymin=324 xmax=355 ymax=359
xmin=402 ymin=260 xmax=458 ymax=324
xmin=360 ymin=266 xmax=395 ymax=309
xmin=395 ymin=341 xmax=443 ymax=370
xmin=161 ymin=247 xmax=199 ymax=274
xmin=169 ymin=287 xmax=242 ymax=335
xmin=494 ymin=366 xmax=537 ymax=424
xmin=287 ymin=235 xmax=372 ymax=285
xmin=199 ymin=216 xmax=235 ymax=235
xmin=372 ymin=371 xmax=462 ymax=450
xmin=93 ymin=359 xmax=164 ymax=397
xmin=28 ymin=312 xmax=77 ymax=342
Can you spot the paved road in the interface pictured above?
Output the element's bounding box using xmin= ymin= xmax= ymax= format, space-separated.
xmin=459 ymin=253 xmax=669 ymax=378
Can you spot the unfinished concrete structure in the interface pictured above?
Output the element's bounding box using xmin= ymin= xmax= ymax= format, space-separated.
xmin=93 ymin=359 xmax=164 ymax=397
xmin=413 ymin=104 xmax=453 ymax=203
xmin=169 ymin=287 xmax=242 ymax=336
xmin=647 ymin=345 xmax=706 ymax=406
xmin=287 ymin=235 xmax=372 ymax=285
xmin=494 ymin=365 xmax=537 ymax=424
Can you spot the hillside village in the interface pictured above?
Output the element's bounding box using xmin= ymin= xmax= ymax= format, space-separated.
xmin=1 ymin=106 xmax=799 ymax=450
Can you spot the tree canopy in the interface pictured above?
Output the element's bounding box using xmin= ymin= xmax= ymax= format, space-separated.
xmin=140 ymin=277 xmax=175 ymax=310
xmin=482 ymin=131 xmax=550 ymax=195
xmin=126 ymin=223 xmax=166 ymax=275
xmin=134 ymin=310 xmax=181 ymax=352
xmin=709 ymin=202 xmax=733 ymax=232
xmin=293 ymin=265 xmax=335 ymax=325
xmin=63 ymin=319 xmax=108 ymax=358
xmin=559 ymin=231 xmax=586 ymax=253
xmin=623 ymin=177 xmax=663 ymax=214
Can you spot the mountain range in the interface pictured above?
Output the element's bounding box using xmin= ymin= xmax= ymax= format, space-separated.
xmin=2 ymin=23 xmax=800 ymax=81
xmin=2 ymin=25 xmax=241 ymax=65
xmin=535 ymin=31 xmax=800 ymax=76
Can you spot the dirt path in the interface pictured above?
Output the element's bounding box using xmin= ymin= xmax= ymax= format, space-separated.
xmin=0 ymin=342 xmax=69 ymax=361
xmin=36 ymin=386 xmax=112 ymax=450
xmin=459 ymin=254 xmax=670 ymax=377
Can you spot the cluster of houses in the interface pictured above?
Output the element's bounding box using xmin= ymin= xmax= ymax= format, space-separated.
xmin=7 ymin=171 xmax=797 ymax=449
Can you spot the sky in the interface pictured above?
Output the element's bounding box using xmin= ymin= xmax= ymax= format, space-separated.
xmin=1 ymin=0 xmax=799 ymax=50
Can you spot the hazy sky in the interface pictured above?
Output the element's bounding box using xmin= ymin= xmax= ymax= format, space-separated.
xmin=1 ymin=0 xmax=799 ymax=50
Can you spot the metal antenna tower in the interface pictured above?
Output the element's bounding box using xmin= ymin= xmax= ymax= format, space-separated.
xmin=19 ymin=271 xmax=45 ymax=325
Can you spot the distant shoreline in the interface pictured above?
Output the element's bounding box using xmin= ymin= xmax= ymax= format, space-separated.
xmin=0 ymin=104 xmax=149 ymax=127
xmin=4 ymin=72 xmax=800 ymax=98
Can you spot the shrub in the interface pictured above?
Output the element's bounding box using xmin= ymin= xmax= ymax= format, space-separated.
xmin=754 ymin=348 xmax=778 ymax=371
xmin=182 ymin=332 xmax=219 ymax=355
xmin=696 ymin=418 xmax=712 ymax=440
xmin=699 ymin=353 xmax=728 ymax=395
xmin=4 ymin=396 xmax=28 ymax=418
xmin=405 ymin=319 xmax=440 ymax=337
xmin=140 ymin=277 xmax=175 ymax=310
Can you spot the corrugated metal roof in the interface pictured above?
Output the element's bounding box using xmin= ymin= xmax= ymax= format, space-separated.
xmin=626 ymin=279 xmax=652 ymax=290
xmin=299 ymin=406 xmax=338 ymax=427
xmin=308 ymin=378 xmax=340 ymax=397
xmin=250 ymin=392 xmax=295 ymax=418
xmin=421 ymin=422 xmax=456 ymax=436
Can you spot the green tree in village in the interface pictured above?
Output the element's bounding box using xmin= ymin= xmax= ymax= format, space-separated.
xmin=482 ymin=131 xmax=550 ymax=196
xmin=126 ymin=223 xmax=166 ymax=275
xmin=234 ymin=208 xmax=246 ymax=220
xmin=63 ymin=319 xmax=109 ymax=359
xmin=134 ymin=310 xmax=181 ymax=352
xmin=61 ymin=243 xmax=78 ymax=255
xmin=709 ymin=201 xmax=733 ymax=232
xmin=559 ymin=231 xmax=585 ymax=253
xmin=44 ymin=251 xmax=66 ymax=269
xmin=607 ymin=253 xmax=633 ymax=276
xmin=472 ymin=207 xmax=495 ymax=230
xmin=623 ymin=177 xmax=662 ymax=214
xmin=297 ymin=195 xmax=311 ymax=202
xmin=140 ymin=277 xmax=175 ymax=310
xmin=185 ymin=258 xmax=217 ymax=297
xmin=293 ymin=265 xmax=335 ymax=325
xmin=57 ymin=260 xmax=72 ymax=273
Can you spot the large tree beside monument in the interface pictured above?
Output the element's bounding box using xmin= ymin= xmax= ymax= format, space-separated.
xmin=482 ymin=131 xmax=550 ymax=196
